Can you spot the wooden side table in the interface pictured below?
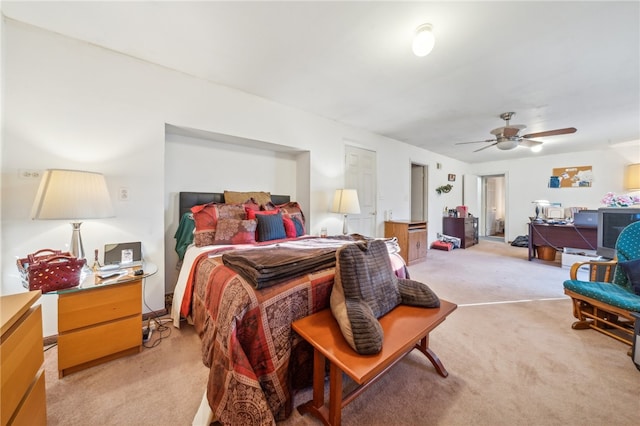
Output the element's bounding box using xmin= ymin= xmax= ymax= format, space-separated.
xmin=52 ymin=263 xmax=157 ymax=378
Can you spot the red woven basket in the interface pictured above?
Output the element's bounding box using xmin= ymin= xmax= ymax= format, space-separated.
xmin=17 ymin=249 xmax=86 ymax=293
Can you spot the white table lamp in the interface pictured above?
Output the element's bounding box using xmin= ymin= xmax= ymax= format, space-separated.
xmin=331 ymin=189 xmax=361 ymax=235
xmin=31 ymin=169 xmax=115 ymax=259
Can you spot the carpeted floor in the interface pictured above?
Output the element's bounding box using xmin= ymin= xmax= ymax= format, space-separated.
xmin=43 ymin=240 xmax=639 ymax=425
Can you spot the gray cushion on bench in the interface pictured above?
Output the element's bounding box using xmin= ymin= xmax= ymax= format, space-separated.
xmin=330 ymin=240 xmax=440 ymax=355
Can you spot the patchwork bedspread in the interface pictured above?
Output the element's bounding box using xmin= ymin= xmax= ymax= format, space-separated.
xmin=181 ymin=237 xmax=406 ymax=425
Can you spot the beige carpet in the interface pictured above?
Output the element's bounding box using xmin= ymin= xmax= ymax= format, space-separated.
xmin=44 ymin=240 xmax=639 ymax=425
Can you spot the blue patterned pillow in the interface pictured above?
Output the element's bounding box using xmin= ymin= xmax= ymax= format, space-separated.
xmin=256 ymin=212 xmax=287 ymax=242
xmin=292 ymin=216 xmax=305 ymax=236
xmin=618 ymin=258 xmax=640 ymax=295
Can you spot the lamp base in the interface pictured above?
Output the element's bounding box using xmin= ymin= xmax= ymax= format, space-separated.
xmin=70 ymin=222 xmax=85 ymax=259
xmin=342 ymin=214 xmax=348 ymax=235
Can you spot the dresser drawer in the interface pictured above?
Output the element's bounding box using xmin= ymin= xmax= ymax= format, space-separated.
xmin=0 ymin=305 xmax=43 ymax=426
xmin=58 ymin=315 xmax=141 ymax=371
xmin=59 ymin=280 xmax=141 ymax=332
xmin=11 ymin=370 xmax=46 ymax=426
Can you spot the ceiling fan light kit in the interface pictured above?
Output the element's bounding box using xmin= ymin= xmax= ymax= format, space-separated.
xmin=456 ymin=111 xmax=577 ymax=153
xmin=412 ymin=23 xmax=435 ymax=57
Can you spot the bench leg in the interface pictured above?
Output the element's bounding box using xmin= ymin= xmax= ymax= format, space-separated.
xmin=298 ymin=348 xmax=342 ymax=425
xmin=328 ymin=362 xmax=343 ymax=426
xmin=415 ymin=335 xmax=448 ymax=378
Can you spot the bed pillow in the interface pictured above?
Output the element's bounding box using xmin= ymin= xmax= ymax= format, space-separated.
xmin=256 ymin=212 xmax=287 ymax=242
xmin=243 ymin=199 xmax=260 ymax=213
xmin=291 ymin=215 xmax=305 ymax=236
xmin=261 ymin=201 xmax=279 ymax=212
xmin=618 ymin=258 xmax=640 ymax=295
xmin=330 ymin=240 xmax=439 ymax=355
xmin=191 ymin=203 xmax=246 ymax=247
xmin=213 ymin=218 xmax=257 ymax=245
xmin=245 ymin=208 xmax=279 ymax=220
xmin=277 ymin=201 xmax=306 ymax=226
xmin=282 ymin=215 xmax=297 ymax=238
xmin=224 ymin=190 xmax=272 ymax=206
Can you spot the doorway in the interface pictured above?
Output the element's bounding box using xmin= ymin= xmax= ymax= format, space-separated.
xmin=482 ymin=175 xmax=506 ymax=240
xmin=411 ymin=163 xmax=427 ymax=221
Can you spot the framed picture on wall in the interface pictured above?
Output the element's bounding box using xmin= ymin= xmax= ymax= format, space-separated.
xmin=448 ymin=174 xmax=456 ymax=182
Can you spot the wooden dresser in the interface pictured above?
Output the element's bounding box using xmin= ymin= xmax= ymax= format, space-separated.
xmin=443 ymin=217 xmax=479 ymax=248
xmin=1 ymin=290 xmax=47 ymax=426
xmin=384 ymin=220 xmax=428 ymax=265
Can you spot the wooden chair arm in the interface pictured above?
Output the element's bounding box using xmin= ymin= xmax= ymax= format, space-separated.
xmin=569 ymin=259 xmax=617 ymax=281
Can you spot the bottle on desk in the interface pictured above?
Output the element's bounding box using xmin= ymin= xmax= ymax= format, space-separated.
xmin=91 ymin=249 xmax=101 ymax=273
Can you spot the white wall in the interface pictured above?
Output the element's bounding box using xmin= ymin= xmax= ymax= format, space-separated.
xmin=1 ymin=19 xmax=455 ymax=336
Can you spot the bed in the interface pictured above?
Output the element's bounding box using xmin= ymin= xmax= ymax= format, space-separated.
xmin=170 ymin=191 xmax=407 ymax=425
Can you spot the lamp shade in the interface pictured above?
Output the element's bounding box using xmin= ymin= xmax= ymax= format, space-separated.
xmin=625 ymin=163 xmax=640 ymax=190
xmin=331 ymin=189 xmax=361 ymax=215
xmin=31 ymin=169 xmax=114 ymax=220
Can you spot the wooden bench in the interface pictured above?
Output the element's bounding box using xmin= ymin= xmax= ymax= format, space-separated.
xmin=292 ymin=299 xmax=457 ymax=426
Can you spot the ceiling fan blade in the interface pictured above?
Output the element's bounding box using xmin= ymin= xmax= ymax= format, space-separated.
xmin=455 ymin=139 xmax=496 ymax=145
xmin=474 ymin=142 xmax=498 ymax=152
xmin=519 ymin=139 xmax=543 ymax=148
xmin=521 ymin=127 xmax=577 ymax=139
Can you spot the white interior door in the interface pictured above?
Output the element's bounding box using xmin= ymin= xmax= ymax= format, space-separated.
xmin=345 ymin=145 xmax=377 ymax=237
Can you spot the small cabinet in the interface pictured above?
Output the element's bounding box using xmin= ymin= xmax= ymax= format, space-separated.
xmin=384 ymin=220 xmax=427 ymax=265
xmin=443 ymin=217 xmax=478 ymax=248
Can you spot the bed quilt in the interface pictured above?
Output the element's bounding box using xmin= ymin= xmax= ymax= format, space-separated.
xmin=181 ymin=238 xmax=406 ymax=425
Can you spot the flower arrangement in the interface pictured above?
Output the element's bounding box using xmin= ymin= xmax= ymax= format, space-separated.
xmin=601 ymin=192 xmax=640 ymax=207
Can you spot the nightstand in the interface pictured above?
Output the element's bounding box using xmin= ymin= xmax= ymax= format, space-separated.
xmin=51 ymin=263 xmax=157 ymax=378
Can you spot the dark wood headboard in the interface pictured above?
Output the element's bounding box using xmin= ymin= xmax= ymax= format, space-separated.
xmin=179 ymin=192 xmax=291 ymax=219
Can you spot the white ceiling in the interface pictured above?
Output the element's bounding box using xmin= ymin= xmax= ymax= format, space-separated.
xmin=3 ymin=1 xmax=639 ymax=163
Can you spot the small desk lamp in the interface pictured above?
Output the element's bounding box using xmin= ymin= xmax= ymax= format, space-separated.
xmin=31 ymin=169 xmax=114 ymax=260
xmin=331 ymin=189 xmax=361 ymax=235
xmin=531 ymin=199 xmax=550 ymax=223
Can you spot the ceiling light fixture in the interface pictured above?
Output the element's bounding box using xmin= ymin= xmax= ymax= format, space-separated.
xmin=530 ymin=145 xmax=543 ymax=153
xmin=412 ymin=23 xmax=435 ymax=57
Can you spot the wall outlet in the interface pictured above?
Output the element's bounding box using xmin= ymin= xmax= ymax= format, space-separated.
xmin=118 ymin=187 xmax=129 ymax=201
xmin=18 ymin=169 xmax=42 ymax=179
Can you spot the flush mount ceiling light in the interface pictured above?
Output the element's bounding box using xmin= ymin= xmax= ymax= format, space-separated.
xmin=412 ymin=23 xmax=435 ymax=57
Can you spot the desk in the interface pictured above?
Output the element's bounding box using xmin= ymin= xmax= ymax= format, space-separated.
xmin=528 ymin=223 xmax=597 ymax=261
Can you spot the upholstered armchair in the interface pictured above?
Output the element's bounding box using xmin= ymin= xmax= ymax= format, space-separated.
xmin=563 ymin=221 xmax=640 ymax=348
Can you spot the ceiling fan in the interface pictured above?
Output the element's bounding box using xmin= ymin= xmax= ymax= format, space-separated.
xmin=456 ymin=112 xmax=577 ymax=152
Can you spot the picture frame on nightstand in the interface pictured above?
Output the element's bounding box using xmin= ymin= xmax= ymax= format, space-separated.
xmin=104 ymin=241 xmax=142 ymax=266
